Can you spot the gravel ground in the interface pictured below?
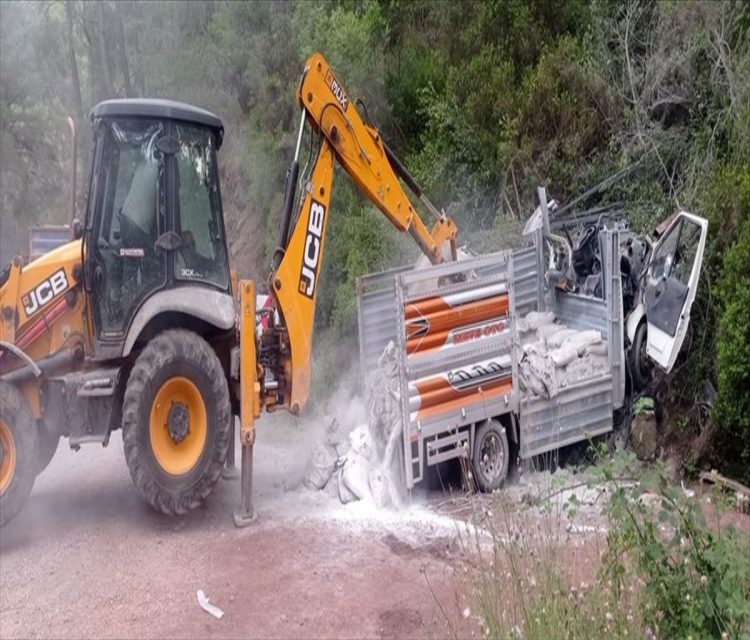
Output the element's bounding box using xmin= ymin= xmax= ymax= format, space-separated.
xmin=0 ymin=416 xmax=477 ymax=640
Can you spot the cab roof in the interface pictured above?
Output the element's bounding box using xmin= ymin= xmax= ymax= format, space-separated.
xmin=91 ymin=99 xmax=224 ymax=148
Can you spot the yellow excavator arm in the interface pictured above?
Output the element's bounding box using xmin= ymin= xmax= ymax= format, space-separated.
xmin=234 ymin=53 xmax=458 ymax=524
xmin=267 ymin=52 xmax=457 ymax=415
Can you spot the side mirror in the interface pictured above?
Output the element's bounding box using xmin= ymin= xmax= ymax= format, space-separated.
xmin=73 ymin=218 xmax=84 ymax=240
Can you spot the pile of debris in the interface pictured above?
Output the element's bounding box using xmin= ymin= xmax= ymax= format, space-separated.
xmin=303 ymin=342 xmax=406 ymax=508
xmin=518 ymin=310 xmax=609 ymax=399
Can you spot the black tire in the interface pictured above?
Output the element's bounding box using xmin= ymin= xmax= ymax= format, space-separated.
xmin=472 ymin=419 xmax=510 ymax=493
xmin=629 ymin=321 xmax=651 ymax=392
xmin=0 ymin=381 xmax=39 ymax=527
xmin=35 ymin=421 xmax=60 ymax=476
xmin=122 ymin=329 xmax=231 ymax=515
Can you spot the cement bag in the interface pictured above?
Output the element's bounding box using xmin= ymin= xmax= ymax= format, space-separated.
xmin=336 ymin=469 xmax=358 ymax=504
xmin=561 ymin=330 xmax=602 ymax=355
xmin=585 ymin=342 xmax=608 ymax=356
xmin=524 ymin=311 xmax=556 ymax=331
xmin=566 ymin=354 xmax=610 ymax=385
xmin=368 ymin=468 xmax=392 ymax=509
xmin=518 ymin=343 xmax=559 ymax=399
xmin=546 ymin=328 xmax=579 ymax=349
xmin=342 ymin=451 xmax=373 ymax=501
xmin=348 ymin=425 xmax=374 ymax=460
xmin=303 ymin=443 xmax=339 ymax=490
xmin=550 ymin=345 xmax=579 ymax=367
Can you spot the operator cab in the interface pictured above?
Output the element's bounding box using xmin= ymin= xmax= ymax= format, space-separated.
xmin=85 ymin=99 xmax=230 ymax=355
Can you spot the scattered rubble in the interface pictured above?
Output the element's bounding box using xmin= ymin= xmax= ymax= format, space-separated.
xmin=303 ymin=341 xmax=405 ymax=509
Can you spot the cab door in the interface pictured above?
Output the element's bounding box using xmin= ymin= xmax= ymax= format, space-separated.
xmin=86 ymin=119 xmax=167 ymax=353
xmin=644 ymin=211 xmax=708 ymax=371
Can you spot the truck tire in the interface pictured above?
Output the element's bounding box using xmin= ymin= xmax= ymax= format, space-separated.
xmin=629 ymin=321 xmax=651 ymax=392
xmin=472 ymin=419 xmax=509 ymax=493
xmin=35 ymin=421 xmax=60 ymax=476
xmin=122 ymin=329 xmax=231 ymax=515
xmin=0 ymin=381 xmax=39 ymax=527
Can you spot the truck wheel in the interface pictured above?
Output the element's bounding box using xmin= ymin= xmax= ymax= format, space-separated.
xmin=629 ymin=321 xmax=651 ymax=392
xmin=472 ymin=419 xmax=509 ymax=493
xmin=35 ymin=421 xmax=60 ymax=475
xmin=0 ymin=382 xmax=39 ymax=527
xmin=122 ymin=329 xmax=231 ymax=515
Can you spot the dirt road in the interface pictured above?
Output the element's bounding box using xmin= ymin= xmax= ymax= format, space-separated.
xmin=0 ymin=418 xmax=476 ymax=639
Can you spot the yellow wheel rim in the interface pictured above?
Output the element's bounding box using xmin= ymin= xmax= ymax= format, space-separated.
xmin=149 ymin=377 xmax=207 ymax=476
xmin=0 ymin=419 xmax=17 ymax=496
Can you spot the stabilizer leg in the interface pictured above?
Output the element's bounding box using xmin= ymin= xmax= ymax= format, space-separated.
xmin=233 ymin=442 xmax=257 ymax=527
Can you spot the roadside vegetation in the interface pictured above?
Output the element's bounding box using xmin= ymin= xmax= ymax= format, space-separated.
xmin=465 ymin=450 xmax=750 ymax=640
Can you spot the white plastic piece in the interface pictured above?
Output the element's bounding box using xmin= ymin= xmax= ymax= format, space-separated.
xmin=197 ymin=590 xmax=224 ymax=620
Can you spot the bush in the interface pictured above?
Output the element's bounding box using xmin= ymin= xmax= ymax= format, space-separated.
xmin=469 ymin=452 xmax=750 ymax=640
xmin=714 ymin=216 xmax=750 ymax=483
xmin=603 ymin=457 xmax=750 ymax=640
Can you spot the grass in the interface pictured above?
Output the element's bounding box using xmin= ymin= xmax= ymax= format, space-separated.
xmin=447 ymin=450 xmax=750 ymax=640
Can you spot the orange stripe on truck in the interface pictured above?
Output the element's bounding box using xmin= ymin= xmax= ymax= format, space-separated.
xmin=413 ymin=377 xmax=512 ymax=421
xmin=405 ymin=295 xmax=509 ymax=353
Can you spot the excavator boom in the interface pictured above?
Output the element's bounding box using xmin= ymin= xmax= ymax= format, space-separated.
xmin=234 ymin=53 xmax=458 ymax=525
xmin=268 ymin=53 xmax=457 ymax=414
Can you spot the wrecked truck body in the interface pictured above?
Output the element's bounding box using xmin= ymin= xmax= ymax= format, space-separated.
xmin=356 ymin=209 xmax=708 ymax=491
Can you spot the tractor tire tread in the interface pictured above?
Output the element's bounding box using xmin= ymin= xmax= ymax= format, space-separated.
xmin=0 ymin=382 xmax=39 ymax=527
xmin=122 ymin=329 xmax=230 ymax=516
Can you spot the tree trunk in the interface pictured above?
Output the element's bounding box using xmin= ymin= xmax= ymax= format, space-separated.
xmin=97 ymin=2 xmax=115 ymax=98
xmin=114 ymin=2 xmax=133 ymax=97
xmin=132 ymin=1 xmax=146 ymax=96
xmin=64 ymin=0 xmax=84 ymax=123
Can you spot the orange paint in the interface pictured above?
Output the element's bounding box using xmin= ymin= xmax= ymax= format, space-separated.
xmin=413 ymin=377 xmax=512 ymax=421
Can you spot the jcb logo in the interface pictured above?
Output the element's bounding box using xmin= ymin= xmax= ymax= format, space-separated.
xmin=298 ymin=199 xmax=326 ymax=299
xmin=22 ymin=268 xmax=69 ymax=317
xmin=325 ymin=70 xmax=349 ymax=112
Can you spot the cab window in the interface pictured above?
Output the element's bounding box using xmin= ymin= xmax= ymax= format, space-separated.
xmin=173 ymin=124 xmax=229 ymax=289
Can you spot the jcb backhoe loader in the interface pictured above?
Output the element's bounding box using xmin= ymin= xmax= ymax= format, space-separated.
xmin=0 ymin=53 xmax=457 ymax=527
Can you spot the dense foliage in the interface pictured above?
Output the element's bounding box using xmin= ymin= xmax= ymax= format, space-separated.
xmin=0 ymin=0 xmax=748 ymax=475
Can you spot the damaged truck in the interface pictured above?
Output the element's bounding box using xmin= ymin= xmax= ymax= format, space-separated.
xmin=357 ymin=195 xmax=708 ymax=492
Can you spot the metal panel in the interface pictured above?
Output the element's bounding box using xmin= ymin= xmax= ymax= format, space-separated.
xmin=512 ymin=246 xmax=540 ymax=316
xmin=393 ymin=254 xmax=518 ymax=488
xmin=357 ymin=269 xmax=410 ymax=378
xmin=520 ymin=376 xmax=614 ymax=458
xmin=520 ymin=228 xmax=626 ymax=457
xmin=549 ymin=292 xmax=609 ymax=340
xmin=605 ymin=229 xmax=626 ymax=408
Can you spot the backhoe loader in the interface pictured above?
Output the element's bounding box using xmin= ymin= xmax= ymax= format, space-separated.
xmin=0 ymin=53 xmax=457 ymax=527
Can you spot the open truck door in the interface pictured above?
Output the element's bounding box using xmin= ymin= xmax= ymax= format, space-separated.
xmin=644 ymin=211 xmax=708 ymax=371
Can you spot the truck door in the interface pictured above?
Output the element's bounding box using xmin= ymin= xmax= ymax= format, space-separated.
xmin=644 ymin=212 xmax=708 ymax=371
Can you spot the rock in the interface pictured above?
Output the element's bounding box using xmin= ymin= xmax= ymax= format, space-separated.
xmin=303 ymin=443 xmax=338 ymax=490
xmin=631 ymin=410 xmax=658 ymax=461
